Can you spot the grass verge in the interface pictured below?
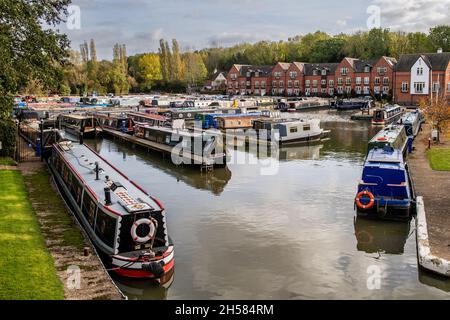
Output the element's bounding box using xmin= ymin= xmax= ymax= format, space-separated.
xmin=427 ymin=148 xmax=450 ymax=171
xmin=0 ymin=170 xmax=64 ymax=299
xmin=22 ymin=169 xmax=84 ymax=251
xmin=0 ymin=157 xmax=16 ymax=166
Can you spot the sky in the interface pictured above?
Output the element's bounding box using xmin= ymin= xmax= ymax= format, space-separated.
xmin=61 ymin=0 xmax=450 ymax=60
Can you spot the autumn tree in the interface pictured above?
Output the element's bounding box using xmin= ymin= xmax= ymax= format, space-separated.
xmin=420 ymin=93 xmax=450 ymax=142
xmin=138 ymin=54 xmax=162 ymax=91
xmin=159 ymin=39 xmax=171 ymax=82
xmin=171 ymin=39 xmax=183 ymax=81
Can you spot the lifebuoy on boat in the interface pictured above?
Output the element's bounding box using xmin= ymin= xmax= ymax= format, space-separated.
xmin=131 ymin=218 xmax=155 ymax=243
xmin=355 ymin=190 xmax=375 ymax=209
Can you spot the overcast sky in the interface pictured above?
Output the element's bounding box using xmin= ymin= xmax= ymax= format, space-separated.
xmin=62 ymin=0 xmax=450 ymax=59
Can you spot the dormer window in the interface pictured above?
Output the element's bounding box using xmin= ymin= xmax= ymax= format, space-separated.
xmin=255 ymin=72 xmax=259 ymax=77
xmin=417 ymin=67 xmax=423 ymax=76
xmin=321 ymin=69 xmax=327 ymax=76
xmin=364 ymin=66 xmax=370 ymax=73
xmin=246 ymin=72 xmax=251 ymax=77
xmin=313 ymin=70 xmax=318 ymax=76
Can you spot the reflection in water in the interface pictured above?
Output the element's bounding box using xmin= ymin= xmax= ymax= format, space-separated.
xmin=111 ymin=272 xmax=174 ymax=300
xmin=354 ymin=216 xmax=411 ymax=255
xmin=84 ymin=121 xmax=449 ymax=299
xmin=418 ymin=269 xmax=450 ymax=293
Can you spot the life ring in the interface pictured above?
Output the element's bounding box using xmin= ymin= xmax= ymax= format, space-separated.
xmin=130 ymin=218 xmax=155 ymax=243
xmin=355 ymin=190 xmax=375 ymax=209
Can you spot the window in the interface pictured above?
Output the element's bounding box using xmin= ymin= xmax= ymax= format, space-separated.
xmin=274 ymin=71 xmax=281 ymax=78
xmin=261 ymin=81 xmax=266 ymax=88
xmin=414 ymin=82 xmax=425 ymax=93
xmin=401 ymin=82 xmax=409 ymax=92
xmin=95 ymin=209 xmax=117 ymax=248
xmin=321 ymin=79 xmax=326 ymax=86
xmin=417 ymin=67 xmax=423 ymax=76
xmin=329 ymin=88 xmax=334 ymax=95
xmin=383 ymin=86 xmax=389 ymax=93
xmin=383 ymin=77 xmax=389 ymax=85
xmin=70 ymin=176 xmax=83 ymax=205
xmin=329 ymin=80 xmax=334 ymax=87
xmin=341 ymin=67 xmax=348 ymax=75
xmin=321 ymin=88 xmax=327 ymax=94
xmin=356 ymin=86 xmax=361 ymax=94
xmin=81 ymin=191 xmax=97 ymax=227
xmin=246 ymin=72 xmax=251 ymax=77
xmin=246 ymin=81 xmax=251 ymax=87
xmin=254 ymin=81 xmax=259 ymax=88
xmin=228 ymin=83 xmax=232 ymax=89
xmin=364 ymin=66 xmax=370 ymax=73
xmin=346 ymin=86 xmax=351 ymax=93
xmin=235 ymin=82 xmax=239 ymax=88
xmin=345 ymin=78 xmax=351 ymax=85
xmin=432 ymin=82 xmax=440 ymax=92
xmin=241 ymin=81 xmax=245 ymax=87
xmin=321 ymin=69 xmax=327 ymax=76
xmin=290 ymin=127 xmax=298 ymax=133
xmin=279 ymin=81 xmax=284 ymax=88
xmin=294 ymin=80 xmax=299 ymax=87
xmin=378 ymin=67 xmax=386 ymax=75
xmin=313 ymin=70 xmax=318 ymax=76
xmin=374 ymin=77 xmax=380 ymax=85
xmin=303 ymin=124 xmax=311 ymax=131
xmin=272 ymin=80 xmax=277 ymax=87
xmin=287 ymin=80 xmax=292 ymax=88
xmin=230 ymin=74 xmax=237 ymax=80
xmin=255 ymin=72 xmax=259 ymax=77
xmin=363 ymin=86 xmax=370 ymax=94
xmin=356 ymin=77 xmax=361 ymax=85
xmin=364 ymin=77 xmax=370 ymax=85
xmin=290 ymin=71 xmax=297 ymax=78
xmin=337 ymin=78 xmax=343 ymax=85
xmin=305 ymin=80 xmax=310 ymax=86
xmin=312 ymin=80 xmax=318 ymax=87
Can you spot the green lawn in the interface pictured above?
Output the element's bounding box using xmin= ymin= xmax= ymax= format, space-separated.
xmin=427 ymin=148 xmax=450 ymax=171
xmin=0 ymin=170 xmax=64 ymax=300
xmin=0 ymin=157 xmax=16 ymax=166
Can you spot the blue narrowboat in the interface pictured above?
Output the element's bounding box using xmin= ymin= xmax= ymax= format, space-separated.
xmin=355 ymin=146 xmax=413 ymax=220
xmin=397 ymin=110 xmax=422 ymax=153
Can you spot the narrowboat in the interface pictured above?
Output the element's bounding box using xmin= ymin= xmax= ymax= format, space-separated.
xmin=252 ymin=118 xmax=328 ymax=144
xmin=95 ymin=113 xmax=135 ymax=135
xmin=371 ymin=104 xmax=403 ymax=125
xmin=48 ymin=141 xmax=174 ymax=281
xmin=215 ymin=114 xmax=261 ymax=130
xmin=355 ymin=146 xmax=413 ymax=220
xmin=160 ymin=108 xmax=218 ymax=121
xmin=127 ymin=112 xmax=168 ymax=127
xmin=196 ymin=112 xmax=259 ymax=130
xmin=397 ymin=110 xmax=422 ymax=153
xmin=58 ymin=114 xmax=102 ymax=138
xmin=335 ymin=98 xmax=373 ymax=111
xmin=367 ymin=125 xmax=408 ymax=159
xmin=134 ymin=125 xmax=227 ymax=166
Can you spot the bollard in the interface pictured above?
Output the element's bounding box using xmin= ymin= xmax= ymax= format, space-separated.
xmin=428 ymin=137 xmax=431 ymax=149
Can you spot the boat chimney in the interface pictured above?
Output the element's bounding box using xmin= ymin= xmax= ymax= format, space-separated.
xmin=437 ymin=48 xmax=443 ymax=54
xmin=95 ymin=162 xmax=99 ymax=180
xmin=104 ymin=187 xmax=112 ymax=206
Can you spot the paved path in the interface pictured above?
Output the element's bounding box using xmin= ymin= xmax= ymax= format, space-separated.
xmin=409 ymin=123 xmax=450 ymax=261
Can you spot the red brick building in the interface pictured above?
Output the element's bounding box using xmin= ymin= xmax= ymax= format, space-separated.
xmin=393 ymin=52 xmax=450 ymax=105
xmin=226 ymin=64 xmax=273 ymax=96
xmin=304 ymin=63 xmax=338 ymax=96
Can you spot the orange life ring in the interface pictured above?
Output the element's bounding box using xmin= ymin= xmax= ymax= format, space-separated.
xmin=355 ymin=190 xmax=375 ymax=209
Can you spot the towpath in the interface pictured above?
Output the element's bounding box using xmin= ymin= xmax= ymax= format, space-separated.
xmin=409 ymin=123 xmax=450 ymax=262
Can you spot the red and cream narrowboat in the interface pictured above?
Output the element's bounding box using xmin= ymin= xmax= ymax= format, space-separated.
xmin=48 ymin=141 xmax=174 ymax=282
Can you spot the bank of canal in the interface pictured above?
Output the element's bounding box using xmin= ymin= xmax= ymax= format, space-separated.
xmin=87 ymin=120 xmax=450 ymax=299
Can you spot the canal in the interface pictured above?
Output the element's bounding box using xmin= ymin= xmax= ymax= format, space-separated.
xmin=86 ymin=120 xmax=450 ymax=299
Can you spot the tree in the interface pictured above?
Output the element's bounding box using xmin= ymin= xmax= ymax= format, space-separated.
xmin=428 ymin=25 xmax=450 ymax=52
xmin=183 ymin=52 xmax=207 ymax=86
xmin=138 ymin=54 xmax=162 ymax=91
xmin=89 ymin=39 xmax=97 ymax=62
xmin=171 ymin=39 xmax=182 ymax=81
xmin=309 ymin=37 xmax=347 ymax=63
xmin=0 ymin=0 xmax=71 ymax=156
xmin=159 ymin=39 xmax=170 ymax=82
xmin=420 ymin=93 xmax=450 ymax=142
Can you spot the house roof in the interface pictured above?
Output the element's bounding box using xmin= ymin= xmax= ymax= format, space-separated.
xmin=211 ymin=71 xmax=227 ymax=80
xmin=354 ymin=59 xmax=377 ymax=72
xmin=304 ymin=63 xmax=339 ymax=75
xmin=277 ymin=62 xmax=291 ymax=70
xmin=395 ymin=52 xmax=450 ymax=72
xmin=239 ymin=65 xmax=273 ymax=76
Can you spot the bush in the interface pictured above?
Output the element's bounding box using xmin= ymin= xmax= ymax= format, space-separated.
xmin=0 ymin=119 xmax=16 ymax=157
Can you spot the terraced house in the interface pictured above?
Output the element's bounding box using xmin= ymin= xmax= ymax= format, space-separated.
xmin=225 ymin=51 xmax=449 ymax=105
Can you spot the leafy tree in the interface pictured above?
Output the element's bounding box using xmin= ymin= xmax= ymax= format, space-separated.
xmin=183 ymin=52 xmax=207 ymax=86
xmin=171 ymin=39 xmax=183 ymax=81
xmin=309 ymin=38 xmax=346 ymax=62
xmin=138 ymin=54 xmax=162 ymax=91
xmin=420 ymin=93 xmax=450 ymax=142
xmin=0 ymin=0 xmax=70 ymax=156
xmin=159 ymin=39 xmax=170 ymax=82
xmin=428 ymin=25 xmax=450 ymax=52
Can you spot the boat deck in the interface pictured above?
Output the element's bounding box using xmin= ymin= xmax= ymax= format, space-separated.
xmin=57 ymin=142 xmax=160 ymax=216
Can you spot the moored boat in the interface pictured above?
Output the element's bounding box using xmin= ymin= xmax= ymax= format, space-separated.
xmin=95 ymin=112 xmax=135 ymax=135
xmin=335 ymin=98 xmax=373 ymax=111
xmin=367 ymin=125 xmax=408 ymax=159
xmin=252 ymin=118 xmax=329 ymax=144
xmin=371 ymin=104 xmax=403 ymax=125
xmin=355 ymin=146 xmax=413 ymax=220
xmin=48 ymin=141 xmax=174 ymax=281
xmin=58 ymin=113 xmax=102 ymax=138
xmin=397 ymin=110 xmax=422 ymax=153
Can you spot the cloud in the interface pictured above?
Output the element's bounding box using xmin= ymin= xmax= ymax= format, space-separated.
xmin=371 ymin=0 xmax=450 ymax=31
xmin=151 ymin=28 xmax=163 ymax=41
xmin=336 ymin=19 xmax=347 ymax=27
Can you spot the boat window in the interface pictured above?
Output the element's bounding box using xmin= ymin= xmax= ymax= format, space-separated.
xmin=81 ymin=191 xmax=97 ymax=227
xmin=290 ymin=127 xmax=298 ymax=133
xmin=94 ymin=209 xmax=116 ymax=248
xmin=70 ymin=176 xmax=83 ymax=205
xmin=303 ymin=124 xmax=311 ymax=131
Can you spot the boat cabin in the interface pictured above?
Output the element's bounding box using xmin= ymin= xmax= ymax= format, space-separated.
xmin=372 ymin=104 xmax=403 ymax=125
xmin=58 ymin=114 xmax=102 ymax=138
xmin=95 ymin=112 xmax=135 ymax=134
xmin=127 ymin=112 xmax=168 ymax=127
xmin=367 ymin=125 xmax=408 ymax=159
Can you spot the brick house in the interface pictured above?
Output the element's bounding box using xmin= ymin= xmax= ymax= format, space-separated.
xmin=371 ymin=56 xmax=397 ymax=97
xmin=226 ymin=64 xmax=273 ymax=96
xmin=393 ymin=52 xmax=450 ymax=105
xmin=271 ymin=62 xmax=291 ymax=96
xmin=304 ymin=63 xmax=338 ymax=96
xmin=286 ymin=62 xmax=306 ymax=96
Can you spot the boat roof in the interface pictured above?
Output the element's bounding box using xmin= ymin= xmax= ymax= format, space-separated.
xmin=366 ymin=147 xmax=404 ymax=166
xmin=398 ymin=111 xmax=419 ymax=125
xmin=137 ymin=125 xmax=216 ymax=138
xmin=127 ymin=111 xmax=167 ymax=121
xmin=55 ymin=141 xmax=161 ymax=216
xmin=60 ymin=114 xmax=91 ymax=120
xmin=369 ymin=125 xmax=404 ymax=143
